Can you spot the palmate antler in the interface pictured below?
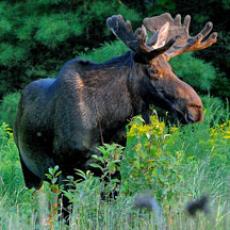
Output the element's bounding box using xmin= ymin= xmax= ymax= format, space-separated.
xmin=143 ymin=13 xmax=218 ymax=60
xmin=106 ymin=15 xmax=176 ymax=62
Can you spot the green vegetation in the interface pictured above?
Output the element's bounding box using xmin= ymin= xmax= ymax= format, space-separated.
xmin=0 ymin=95 xmax=230 ymax=229
xmin=170 ymin=53 xmax=217 ymax=92
xmin=0 ymin=92 xmax=20 ymax=128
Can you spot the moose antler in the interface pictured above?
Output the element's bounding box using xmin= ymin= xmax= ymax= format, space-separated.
xmin=106 ymin=15 xmax=176 ymax=61
xmin=143 ymin=13 xmax=218 ymax=60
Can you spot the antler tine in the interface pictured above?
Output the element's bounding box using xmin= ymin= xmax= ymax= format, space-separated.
xmin=106 ymin=15 xmax=151 ymax=54
xmin=199 ymin=21 xmax=214 ymax=40
xmin=146 ymin=37 xmax=177 ymax=60
xmin=143 ymin=13 xmax=218 ymax=60
xmin=143 ymin=13 xmax=174 ymax=32
xmin=183 ymin=15 xmax=191 ymax=34
xmin=165 ymin=18 xmax=218 ymax=60
xmin=107 ymin=15 xmax=176 ymax=62
xmin=174 ymin=14 xmax=182 ymax=26
xmin=134 ymin=25 xmax=151 ymax=53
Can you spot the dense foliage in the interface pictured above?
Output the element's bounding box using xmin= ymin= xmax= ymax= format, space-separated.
xmin=0 ymin=0 xmax=140 ymax=97
xmin=0 ymin=0 xmax=229 ymax=97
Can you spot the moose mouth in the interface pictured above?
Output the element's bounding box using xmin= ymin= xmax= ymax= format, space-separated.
xmin=174 ymin=108 xmax=203 ymax=124
xmin=153 ymin=102 xmax=203 ymax=124
xmin=175 ymin=112 xmax=196 ymax=124
xmin=150 ymin=104 xmax=201 ymax=125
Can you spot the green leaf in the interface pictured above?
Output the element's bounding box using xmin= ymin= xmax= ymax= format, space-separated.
xmin=89 ymin=163 xmax=103 ymax=172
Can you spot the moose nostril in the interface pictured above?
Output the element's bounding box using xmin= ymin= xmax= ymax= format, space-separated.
xmin=187 ymin=113 xmax=195 ymax=123
xmin=187 ymin=107 xmax=203 ymax=123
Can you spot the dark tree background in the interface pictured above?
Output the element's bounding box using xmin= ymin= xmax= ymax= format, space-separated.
xmin=0 ymin=0 xmax=229 ymax=98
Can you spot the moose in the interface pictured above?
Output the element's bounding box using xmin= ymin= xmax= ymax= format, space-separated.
xmin=14 ymin=13 xmax=217 ymax=217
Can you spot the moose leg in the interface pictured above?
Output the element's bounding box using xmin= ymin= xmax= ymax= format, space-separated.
xmin=57 ymin=173 xmax=79 ymax=224
xmin=59 ymin=190 xmax=72 ymax=224
xmin=19 ymin=154 xmax=43 ymax=189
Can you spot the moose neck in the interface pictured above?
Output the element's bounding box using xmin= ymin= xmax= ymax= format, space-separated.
xmin=100 ymin=51 xmax=151 ymax=122
xmin=96 ymin=51 xmax=152 ymax=124
xmin=93 ymin=52 xmax=151 ymax=143
xmin=125 ymin=58 xmax=151 ymax=123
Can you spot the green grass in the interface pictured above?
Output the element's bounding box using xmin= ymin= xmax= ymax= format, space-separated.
xmin=0 ymin=95 xmax=230 ymax=229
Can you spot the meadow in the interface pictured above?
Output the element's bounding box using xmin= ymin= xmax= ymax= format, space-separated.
xmin=0 ymin=41 xmax=230 ymax=230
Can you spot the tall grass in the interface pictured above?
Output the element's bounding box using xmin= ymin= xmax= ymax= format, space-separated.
xmin=0 ymin=95 xmax=230 ymax=229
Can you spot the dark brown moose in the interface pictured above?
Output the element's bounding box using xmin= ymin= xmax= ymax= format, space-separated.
xmin=14 ymin=13 xmax=217 ymax=214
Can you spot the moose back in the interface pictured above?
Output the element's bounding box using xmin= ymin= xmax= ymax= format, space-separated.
xmin=14 ymin=13 xmax=217 ymax=189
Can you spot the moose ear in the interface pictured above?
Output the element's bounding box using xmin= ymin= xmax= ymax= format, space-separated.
xmin=152 ymin=22 xmax=170 ymax=49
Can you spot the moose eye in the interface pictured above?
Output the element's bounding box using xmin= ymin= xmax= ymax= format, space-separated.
xmin=146 ymin=68 xmax=160 ymax=81
xmin=151 ymin=74 xmax=161 ymax=81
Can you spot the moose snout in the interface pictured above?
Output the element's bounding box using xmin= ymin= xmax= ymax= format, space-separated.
xmin=173 ymin=80 xmax=204 ymax=124
xmin=174 ymin=104 xmax=203 ymax=124
xmin=185 ymin=104 xmax=203 ymax=123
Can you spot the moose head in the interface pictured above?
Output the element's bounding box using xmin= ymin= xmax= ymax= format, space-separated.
xmin=107 ymin=13 xmax=217 ymax=123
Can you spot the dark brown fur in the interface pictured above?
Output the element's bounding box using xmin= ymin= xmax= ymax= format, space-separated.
xmin=14 ymin=51 xmax=203 ymax=189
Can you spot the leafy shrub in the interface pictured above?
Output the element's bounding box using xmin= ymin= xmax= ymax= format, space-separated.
xmin=82 ymin=41 xmax=128 ymax=63
xmin=34 ymin=13 xmax=84 ymax=48
xmin=121 ymin=115 xmax=185 ymax=201
xmin=0 ymin=123 xmax=23 ymax=196
xmin=170 ymin=53 xmax=217 ymax=92
xmin=91 ymin=144 xmax=124 ymax=181
xmin=202 ymin=95 xmax=229 ymax=124
xmin=118 ymin=95 xmax=229 ymax=200
xmin=0 ymin=92 xmax=20 ymax=128
xmin=90 ymin=144 xmax=124 ymax=197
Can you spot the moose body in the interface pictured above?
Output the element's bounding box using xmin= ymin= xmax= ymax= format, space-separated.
xmin=14 ymin=13 xmax=217 ymax=191
xmin=15 ymin=53 xmax=140 ymax=187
